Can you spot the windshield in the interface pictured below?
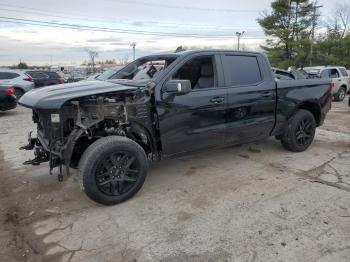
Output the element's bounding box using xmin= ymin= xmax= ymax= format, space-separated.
xmin=107 ymin=55 xmax=179 ymax=84
xmin=97 ymin=66 xmax=124 ymax=81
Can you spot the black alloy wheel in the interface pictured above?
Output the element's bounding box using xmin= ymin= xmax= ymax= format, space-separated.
xmin=295 ymin=118 xmax=314 ymax=147
xmin=95 ymin=151 xmax=140 ymax=196
xmin=281 ymin=109 xmax=316 ymax=152
xmin=79 ymin=136 xmax=148 ymax=205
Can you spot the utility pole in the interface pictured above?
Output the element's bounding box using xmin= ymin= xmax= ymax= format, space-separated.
xmin=310 ymin=2 xmax=323 ymax=66
xmin=86 ymin=49 xmax=98 ymax=73
xmin=235 ymin=31 xmax=245 ymax=50
xmin=131 ymin=42 xmax=136 ymax=60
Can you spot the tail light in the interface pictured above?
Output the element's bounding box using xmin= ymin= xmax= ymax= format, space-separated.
xmin=329 ymin=82 xmax=335 ymax=101
xmin=23 ymin=74 xmax=33 ymax=82
xmin=58 ymin=77 xmax=65 ymax=84
xmin=347 ymin=77 xmax=350 ymax=84
xmin=3 ymin=87 xmax=15 ymax=95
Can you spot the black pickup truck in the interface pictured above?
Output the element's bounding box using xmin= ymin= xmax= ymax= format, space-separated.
xmin=19 ymin=50 xmax=331 ymax=205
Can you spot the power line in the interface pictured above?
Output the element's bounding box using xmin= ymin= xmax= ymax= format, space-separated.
xmin=0 ymin=17 xmax=231 ymax=38
xmin=0 ymin=3 xmax=260 ymax=30
xmin=0 ymin=7 xmax=253 ymax=32
xmin=0 ymin=16 xmax=266 ymax=39
xmin=104 ymin=0 xmax=260 ymax=13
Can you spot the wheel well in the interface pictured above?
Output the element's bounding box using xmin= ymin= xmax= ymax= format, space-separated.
xmin=13 ymin=86 xmax=24 ymax=92
xmin=340 ymin=85 xmax=348 ymax=92
xmin=298 ymin=102 xmax=321 ymax=126
xmin=70 ymin=136 xmax=98 ymax=168
xmin=69 ymin=123 xmax=156 ymax=168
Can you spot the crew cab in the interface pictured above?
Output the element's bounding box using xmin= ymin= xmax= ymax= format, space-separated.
xmin=19 ymin=50 xmax=332 ymax=205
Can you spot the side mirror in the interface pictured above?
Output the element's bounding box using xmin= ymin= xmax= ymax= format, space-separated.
xmin=164 ymin=80 xmax=191 ymax=95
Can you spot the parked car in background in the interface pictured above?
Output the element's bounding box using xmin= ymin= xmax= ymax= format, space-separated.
xmin=0 ymin=85 xmax=17 ymax=111
xmin=65 ymin=72 xmax=86 ymax=83
xmin=25 ymin=71 xmax=64 ymax=88
xmin=0 ymin=70 xmax=34 ymax=98
xmin=304 ymin=66 xmax=350 ymax=101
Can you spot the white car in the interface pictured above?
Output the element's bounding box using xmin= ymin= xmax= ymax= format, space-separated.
xmin=0 ymin=70 xmax=35 ymax=98
xmin=304 ymin=66 xmax=350 ymax=101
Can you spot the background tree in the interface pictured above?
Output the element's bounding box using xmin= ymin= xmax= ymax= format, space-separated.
xmin=258 ymin=0 xmax=316 ymax=68
xmin=17 ymin=62 xmax=28 ymax=69
xmin=335 ymin=3 xmax=350 ymax=38
xmin=310 ymin=3 xmax=350 ymax=68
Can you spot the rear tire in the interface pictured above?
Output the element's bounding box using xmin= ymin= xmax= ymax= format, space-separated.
xmin=334 ymin=87 xmax=346 ymax=102
xmin=14 ymin=88 xmax=24 ymax=99
xmin=79 ymin=136 xmax=148 ymax=205
xmin=280 ymin=109 xmax=316 ymax=152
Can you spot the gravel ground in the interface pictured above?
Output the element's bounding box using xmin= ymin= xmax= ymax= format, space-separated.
xmin=0 ymin=97 xmax=350 ymax=262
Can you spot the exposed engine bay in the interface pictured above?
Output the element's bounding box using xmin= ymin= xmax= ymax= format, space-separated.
xmin=21 ymin=89 xmax=158 ymax=181
xmin=19 ymin=54 xmax=181 ymax=182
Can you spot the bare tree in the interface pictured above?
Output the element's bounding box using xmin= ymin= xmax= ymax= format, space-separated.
xmin=335 ymin=3 xmax=350 ymax=38
xmin=86 ymin=49 xmax=99 ymax=73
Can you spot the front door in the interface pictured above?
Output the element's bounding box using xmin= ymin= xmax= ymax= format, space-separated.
xmin=156 ymin=55 xmax=227 ymax=156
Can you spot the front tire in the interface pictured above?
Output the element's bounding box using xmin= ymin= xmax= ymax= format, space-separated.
xmin=79 ymin=136 xmax=148 ymax=205
xmin=280 ymin=109 xmax=316 ymax=152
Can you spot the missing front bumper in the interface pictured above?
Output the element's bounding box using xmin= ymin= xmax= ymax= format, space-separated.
xmin=20 ymin=131 xmax=65 ymax=181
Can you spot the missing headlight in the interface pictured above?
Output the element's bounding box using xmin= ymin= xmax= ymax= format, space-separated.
xmin=51 ymin=114 xmax=60 ymax=123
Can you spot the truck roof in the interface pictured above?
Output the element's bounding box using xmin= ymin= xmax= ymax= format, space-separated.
xmin=304 ymin=65 xmax=347 ymax=70
xmin=149 ymin=49 xmax=263 ymax=57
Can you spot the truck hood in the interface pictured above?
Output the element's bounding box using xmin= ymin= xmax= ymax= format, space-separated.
xmin=19 ymin=80 xmax=139 ymax=110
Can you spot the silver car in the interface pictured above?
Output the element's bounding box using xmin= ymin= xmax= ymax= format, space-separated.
xmin=0 ymin=70 xmax=35 ymax=98
xmin=304 ymin=66 xmax=350 ymax=101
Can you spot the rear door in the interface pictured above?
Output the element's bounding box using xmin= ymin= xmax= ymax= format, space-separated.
xmin=220 ymin=54 xmax=276 ymax=144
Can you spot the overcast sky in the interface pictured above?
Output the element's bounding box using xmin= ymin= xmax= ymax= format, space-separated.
xmin=0 ymin=0 xmax=341 ymax=66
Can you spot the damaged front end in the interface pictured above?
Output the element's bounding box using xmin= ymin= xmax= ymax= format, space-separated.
xmin=20 ymin=86 xmax=158 ymax=182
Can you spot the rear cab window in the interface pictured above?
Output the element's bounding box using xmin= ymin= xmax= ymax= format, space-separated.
xmin=221 ymin=55 xmax=262 ymax=86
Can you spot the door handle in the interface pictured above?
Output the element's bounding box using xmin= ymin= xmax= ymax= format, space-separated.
xmin=261 ymin=91 xmax=272 ymax=98
xmin=210 ymin=97 xmax=225 ymax=104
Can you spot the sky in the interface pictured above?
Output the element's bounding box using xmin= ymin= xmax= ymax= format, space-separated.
xmin=0 ymin=0 xmax=341 ymax=66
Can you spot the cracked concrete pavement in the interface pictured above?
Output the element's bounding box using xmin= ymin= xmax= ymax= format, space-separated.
xmin=0 ymin=98 xmax=350 ymax=262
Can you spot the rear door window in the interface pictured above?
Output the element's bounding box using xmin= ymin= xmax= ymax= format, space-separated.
xmin=0 ymin=72 xmax=20 ymax=79
xmin=329 ymin=69 xmax=340 ymax=78
xmin=27 ymin=72 xmax=48 ymax=79
xmin=44 ymin=71 xmax=59 ymax=78
xmin=221 ymin=55 xmax=262 ymax=86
